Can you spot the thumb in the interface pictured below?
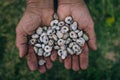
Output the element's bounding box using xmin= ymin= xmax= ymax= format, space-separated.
xmin=16 ymin=12 xmax=41 ymax=58
xmin=84 ymin=22 xmax=97 ymax=50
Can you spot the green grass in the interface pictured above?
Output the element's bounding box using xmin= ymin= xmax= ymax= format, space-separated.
xmin=0 ymin=0 xmax=120 ymax=80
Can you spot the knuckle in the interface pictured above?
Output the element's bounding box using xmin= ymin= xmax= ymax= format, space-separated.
xmin=89 ymin=20 xmax=94 ymax=28
xmin=86 ymin=20 xmax=94 ymax=31
xmin=83 ymin=47 xmax=88 ymax=53
xmin=93 ymin=34 xmax=96 ymax=41
xmin=16 ymin=36 xmax=21 ymax=49
xmin=16 ymin=24 xmax=23 ymax=34
xmin=16 ymin=42 xmax=19 ymax=49
xmin=16 ymin=28 xmax=20 ymax=48
xmin=16 ymin=27 xmax=19 ymax=33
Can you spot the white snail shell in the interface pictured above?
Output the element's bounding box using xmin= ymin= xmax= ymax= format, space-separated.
xmin=70 ymin=31 xmax=77 ymax=39
xmin=29 ymin=39 xmax=36 ymax=45
xmin=38 ymin=59 xmax=46 ymax=66
xmin=67 ymin=48 xmax=74 ymax=55
xmin=43 ymin=52 xmax=51 ymax=57
xmin=61 ymin=26 xmax=69 ymax=33
xmin=44 ymin=45 xmax=52 ymax=52
xmin=34 ymin=46 xmax=38 ymax=53
xmin=36 ymin=27 xmax=43 ymax=35
xmin=58 ymin=21 xmax=65 ymax=26
xmin=50 ymin=20 xmax=59 ymax=26
xmin=38 ymin=48 xmax=44 ymax=56
xmin=35 ymin=43 xmax=41 ymax=48
xmin=70 ymin=22 xmax=77 ymax=30
xmin=56 ymin=31 xmax=63 ymax=39
xmin=57 ymin=39 xmax=65 ymax=46
xmin=78 ymin=30 xmax=83 ymax=37
xmin=83 ymin=33 xmax=89 ymax=41
xmin=32 ymin=34 xmax=39 ymax=39
xmin=65 ymin=16 xmax=73 ymax=24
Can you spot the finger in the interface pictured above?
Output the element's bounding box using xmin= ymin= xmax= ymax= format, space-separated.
xmin=59 ymin=57 xmax=63 ymax=63
xmin=16 ymin=30 xmax=28 ymax=58
xmin=27 ymin=46 xmax=38 ymax=71
xmin=64 ymin=55 xmax=72 ymax=70
xmin=72 ymin=55 xmax=79 ymax=71
xmin=50 ymin=50 xmax=57 ymax=61
xmin=57 ymin=8 xmax=70 ymax=64
xmin=57 ymin=6 xmax=70 ymax=20
xmin=16 ymin=13 xmax=41 ymax=57
xmin=38 ymin=57 xmax=46 ymax=73
xmin=80 ymin=44 xmax=88 ymax=70
xmin=44 ymin=57 xmax=53 ymax=70
xmin=84 ymin=24 xmax=97 ymax=50
xmin=76 ymin=16 xmax=97 ymax=50
xmin=39 ymin=65 xmax=46 ymax=73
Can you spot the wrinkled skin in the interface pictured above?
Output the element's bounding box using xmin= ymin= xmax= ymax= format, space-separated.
xmin=16 ymin=0 xmax=97 ymax=73
xmin=57 ymin=0 xmax=97 ymax=71
xmin=16 ymin=0 xmax=57 ymax=73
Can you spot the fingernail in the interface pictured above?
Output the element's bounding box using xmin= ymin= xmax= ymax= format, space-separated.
xmin=19 ymin=52 xmax=24 ymax=58
xmin=94 ymin=44 xmax=97 ymax=50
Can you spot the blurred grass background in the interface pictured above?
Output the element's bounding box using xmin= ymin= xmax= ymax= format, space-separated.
xmin=0 ymin=0 xmax=120 ymax=80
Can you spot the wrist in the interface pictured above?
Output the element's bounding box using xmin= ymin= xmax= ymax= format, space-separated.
xmin=58 ymin=0 xmax=83 ymax=5
xmin=26 ymin=0 xmax=54 ymax=9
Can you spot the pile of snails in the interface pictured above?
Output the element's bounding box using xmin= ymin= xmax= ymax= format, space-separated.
xmin=29 ymin=13 xmax=89 ymax=66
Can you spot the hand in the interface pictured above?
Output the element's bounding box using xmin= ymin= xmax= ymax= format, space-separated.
xmin=16 ymin=0 xmax=57 ymax=73
xmin=57 ymin=0 xmax=97 ymax=71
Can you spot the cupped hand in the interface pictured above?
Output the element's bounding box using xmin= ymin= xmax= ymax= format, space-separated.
xmin=57 ymin=0 xmax=97 ymax=71
xmin=16 ymin=0 xmax=57 ymax=73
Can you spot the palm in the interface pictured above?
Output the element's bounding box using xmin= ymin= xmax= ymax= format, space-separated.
xmin=16 ymin=8 xmax=56 ymax=73
xmin=57 ymin=3 xmax=96 ymax=71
